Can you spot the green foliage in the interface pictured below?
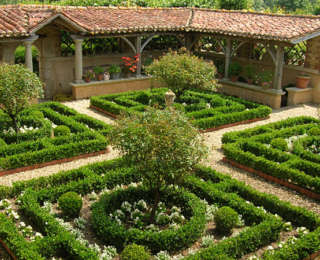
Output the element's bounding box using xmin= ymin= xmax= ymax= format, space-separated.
xmin=0 ymin=64 xmax=43 ymax=134
xmin=93 ymin=66 xmax=104 ymax=75
xmin=308 ymin=127 xmax=320 ymax=136
xmin=120 ymin=244 xmax=151 ymax=260
xmin=146 ymin=50 xmax=217 ymax=97
xmin=214 ymin=206 xmax=239 ymax=234
xmin=0 ymin=138 xmax=6 ymax=147
xmin=58 ymin=191 xmax=83 ymax=218
xmin=109 ymin=108 xmax=208 ymax=192
xmin=228 ymin=62 xmax=242 ymax=76
xmin=219 ymin=0 xmax=248 ymax=9
xmin=270 ymin=138 xmax=288 ymax=152
xmin=243 ymin=64 xmax=257 ymax=80
xmin=54 ymin=125 xmax=71 ymax=136
xmin=108 ymin=64 xmax=122 ymax=73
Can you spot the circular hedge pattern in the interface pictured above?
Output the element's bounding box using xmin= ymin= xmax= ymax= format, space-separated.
xmin=91 ymin=186 xmax=206 ymax=253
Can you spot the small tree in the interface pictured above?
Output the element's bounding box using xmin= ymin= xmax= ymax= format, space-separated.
xmin=109 ymin=108 xmax=208 ymax=222
xmin=145 ymin=49 xmax=217 ymax=97
xmin=0 ymin=64 xmax=43 ymax=134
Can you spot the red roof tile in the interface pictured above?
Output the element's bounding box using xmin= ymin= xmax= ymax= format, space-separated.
xmin=0 ymin=5 xmax=320 ymax=43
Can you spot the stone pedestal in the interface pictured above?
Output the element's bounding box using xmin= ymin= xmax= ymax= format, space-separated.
xmin=287 ymin=87 xmax=313 ymax=106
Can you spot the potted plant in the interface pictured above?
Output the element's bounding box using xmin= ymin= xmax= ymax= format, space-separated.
xmin=108 ymin=65 xmax=121 ymax=80
xmin=228 ymin=62 xmax=242 ymax=82
xmin=93 ymin=66 xmax=105 ymax=81
xmin=296 ymin=73 xmax=311 ymax=89
xmin=122 ymin=54 xmax=139 ymax=78
xmin=259 ymin=70 xmax=273 ymax=89
xmin=243 ymin=64 xmax=256 ymax=84
xmin=83 ymin=70 xmax=94 ymax=83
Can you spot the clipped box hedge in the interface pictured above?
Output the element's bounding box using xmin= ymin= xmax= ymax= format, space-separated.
xmin=222 ymin=116 xmax=320 ymax=195
xmin=0 ymin=102 xmax=112 ymax=171
xmin=90 ymin=88 xmax=272 ymax=130
xmin=0 ymin=158 xmax=319 ymax=259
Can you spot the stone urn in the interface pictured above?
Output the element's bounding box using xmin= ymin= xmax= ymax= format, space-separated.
xmin=165 ymin=90 xmax=176 ymax=107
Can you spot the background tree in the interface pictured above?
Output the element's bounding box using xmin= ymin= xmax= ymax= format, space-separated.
xmin=219 ymin=0 xmax=248 ymax=10
xmin=146 ymin=49 xmax=217 ymax=98
xmin=109 ymin=108 xmax=208 ymax=222
xmin=0 ymin=64 xmax=43 ymax=134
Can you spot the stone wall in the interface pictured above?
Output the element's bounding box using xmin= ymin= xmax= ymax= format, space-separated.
xmin=305 ymin=36 xmax=320 ymax=71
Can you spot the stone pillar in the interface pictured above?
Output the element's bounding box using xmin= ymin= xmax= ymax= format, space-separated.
xmin=71 ymin=35 xmax=84 ymax=83
xmin=224 ymin=39 xmax=232 ymax=80
xmin=273 ymin=46 xmax=284 ymax=91
xmin=0 ymin=42 xmax=19 ymax=64
xmin=305 ymin=37 xmax=320 ymax=71
xmin=136 ymin=36 xmax=142 ymax=77
xmin=23 ymin=35 xmax=39 ymax=72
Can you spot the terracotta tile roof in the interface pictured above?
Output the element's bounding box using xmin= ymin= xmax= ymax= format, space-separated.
xmin=1 ymin=5 xmax=320 ymax=43
xmin=191 ymin=9 xmax=320 ymax=42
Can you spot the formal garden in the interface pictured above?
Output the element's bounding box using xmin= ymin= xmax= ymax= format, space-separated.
xmin=0 ymin=14 xmax=320 ymax=259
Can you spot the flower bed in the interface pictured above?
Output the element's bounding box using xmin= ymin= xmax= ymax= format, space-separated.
xmin=0 ymin=158 xmax=319 ymax=259
xmin=90 ymin=88 xmax=272 ymax=131
xmin=222 ymin=116 xmax=320 ymax=197
xmin=0 ymin=102 xmax=112 ymax=174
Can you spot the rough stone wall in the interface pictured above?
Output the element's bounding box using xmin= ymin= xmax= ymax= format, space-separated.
xmin=305 ymin=36 xmax=320 ymax=71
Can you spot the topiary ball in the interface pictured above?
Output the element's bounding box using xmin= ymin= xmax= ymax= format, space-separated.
xmin=0 ymin=138 xmax=6 ymax=147
xmin=308 ymin=127 xmax=320 ymax=136
xmin=270 ymin=138 xmax=288 ymax=152
xmin=214 ymin=206 xmax=238 ymax=235
xmin=120 ymin=244 xmax=151 ymax=260
xmin=54 ymin=125 xmax=71 ymax=137
xmin=58 ymin=192 xmax=82 ymax=218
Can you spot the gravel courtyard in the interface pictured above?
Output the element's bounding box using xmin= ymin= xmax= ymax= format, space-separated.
xmin=1 ymin=99 xmax=319 ymax=215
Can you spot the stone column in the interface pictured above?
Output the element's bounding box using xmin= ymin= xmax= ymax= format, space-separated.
xmin=71 ymin=35 xmax=84 ymax=83
xmin=0 ymin=42 xmax=19 ymax=64
xmin=273 ymin=45 xmax=285 ymax=91
xmin=23 ymin=35 xmax=39 ymax=72
xmin=224 ymin=39 xmax=232 ymax=80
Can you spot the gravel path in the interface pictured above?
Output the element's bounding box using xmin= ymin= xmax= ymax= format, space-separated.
xmin=1 ymin=100 xmax=319 ymax=215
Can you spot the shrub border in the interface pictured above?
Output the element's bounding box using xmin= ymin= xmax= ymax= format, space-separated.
xmin=222 ymin=157 xmax=320 ymax=201
xmin=91 ymin=186 xmax=207 ymax=253
xmin=0 ymin=148 xmax=109 ymax=177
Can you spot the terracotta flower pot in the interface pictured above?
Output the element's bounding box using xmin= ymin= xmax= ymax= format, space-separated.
xmin=84 ymin=77 xmax=91 ymax=83
xmin=230 ymin=75 xmax=239 ymax=82
xmin=296 ymin=75 xmax=311 ymax=89
xmin=247 ymin=79 xmax=253 ymax=85
xmin=97 ymin=74 xmax=104 ymax=81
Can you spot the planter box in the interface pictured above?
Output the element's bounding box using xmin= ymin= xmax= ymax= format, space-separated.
xmin=219 ymin=79 xmax=285 ymax=109
xmin=71 ymin=76 xmax=161 ymax=100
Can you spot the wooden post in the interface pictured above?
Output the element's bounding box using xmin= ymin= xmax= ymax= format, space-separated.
xmin=136 ymin=36 xmax=142 ymax=77
xmin=273 ymin=45 xmax=284 ymax=90
xmin=224 ymin=39 xmax=232 ymax=80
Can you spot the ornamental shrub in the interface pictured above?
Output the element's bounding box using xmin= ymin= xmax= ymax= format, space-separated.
xmin=145 ymin=49 xmax=217 ymax=97
xmin=0 ymin=138 xmax=6 ymax=147
xmin=308 ymin=127 xmax=320 ymax=136
xmin=29 ymin=110 xmax=44 ymax=119
xmin=109 ymin=108 xmax=208 ymax=223
xmin=270 ymin=138 xmax=288 ymax=151
xmin=0 ymin=64 xmax=43 ymax=134
xmin=54 ymin=125 xmax=71 ymax=137
xmin=214 ymin=206 xmax=239 ymax=234
xmin=120 ymin=244 xmax=151 ymax=260
xmin=58 ymin=192 xmax=82 ymax=218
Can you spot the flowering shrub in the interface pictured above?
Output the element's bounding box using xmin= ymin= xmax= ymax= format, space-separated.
xmin=122 ymin=54 xmax=139 ymax=73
